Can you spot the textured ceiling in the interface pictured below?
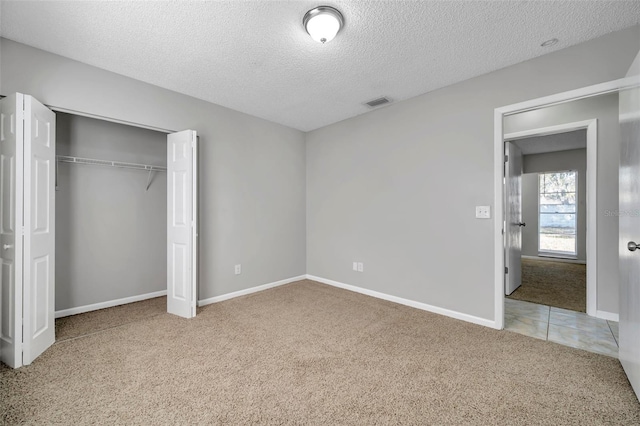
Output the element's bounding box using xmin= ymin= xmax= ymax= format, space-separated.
xmin=513 ymin=130 xmax=586 ymax=155
xmin=1 ymin=1 xmax=639 ymax=131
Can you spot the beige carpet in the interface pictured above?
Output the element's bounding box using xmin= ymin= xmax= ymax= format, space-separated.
xmin=55 ymin=296 xmax=167 ymax=341
xmin=507 ymin=258 xmax=586 ymax=312
xmin=2 ymin=280 xmax=638 ymax=424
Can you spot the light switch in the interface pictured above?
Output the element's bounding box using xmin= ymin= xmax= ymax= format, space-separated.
xmin=475 ymin=206 xmax=491 ymax=219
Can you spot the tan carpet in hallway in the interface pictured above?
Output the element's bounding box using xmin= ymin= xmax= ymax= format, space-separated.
xmin=2 ymin=280 xmax=637 ymax=424
xmin=507 ymin=258 xmax=586 ymax=312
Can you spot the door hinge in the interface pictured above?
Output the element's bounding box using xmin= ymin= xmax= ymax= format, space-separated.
xmin=505 ymin=267 xmax=509 ymax=274
xmin=504 ymin=154 xmax=509 ymax=163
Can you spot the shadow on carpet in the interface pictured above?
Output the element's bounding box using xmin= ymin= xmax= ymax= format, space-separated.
xmin=55 ymin=296 xmax=167 ymax=341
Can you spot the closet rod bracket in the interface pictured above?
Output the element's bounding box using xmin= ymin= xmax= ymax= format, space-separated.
xmin=145 ymin=168 xmax=154 ymax=191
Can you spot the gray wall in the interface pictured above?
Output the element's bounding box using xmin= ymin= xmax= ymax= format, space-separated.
xmin=627 ymin=46 xmax=640 ymax=76
xmin=56 ymin=113 xmax=167 ymax=310
xmin=2 ymin=24 xmax=638 ymax=322
xmin=505 ymin=93 xmax=620 ymax=314
xmin=521 ymin=149 xmax=587 ymax=261
xmin=0 ymin=37 xmax=307 ymax=302
xmin=306 ymin=26 xmax=639 ymax=321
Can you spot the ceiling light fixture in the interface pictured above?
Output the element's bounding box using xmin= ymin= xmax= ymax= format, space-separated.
xmin=303 ymin=6 xmax=344 ymax=44
xmin=541 ymin=38 xmax=559 ymax=47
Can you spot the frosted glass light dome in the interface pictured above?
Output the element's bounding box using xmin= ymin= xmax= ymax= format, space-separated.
xmin=303 ymin=6 xmax=344 ymax=44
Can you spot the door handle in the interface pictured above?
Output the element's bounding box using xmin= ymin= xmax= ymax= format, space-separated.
xmin=518 ymin=222 xmax=526 ymax=227
xmin=628 ymin=241 xmax=640 ymax=252
xmin=3 ymin=244 xmax=13 ymax=250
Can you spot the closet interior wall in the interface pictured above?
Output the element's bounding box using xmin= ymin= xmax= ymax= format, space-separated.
xmin=55 ymin=112 xmax=167 ymax=314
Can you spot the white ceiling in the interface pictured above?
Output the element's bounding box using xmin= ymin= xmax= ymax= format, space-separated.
xmin=513 ymin=130 xmax=587 ymax=155
xmin=1 ymin=1 xmax=639 ymax=132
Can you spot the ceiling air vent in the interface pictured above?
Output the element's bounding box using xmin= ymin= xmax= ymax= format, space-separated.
xmin=364 ymin=97 xmax=391 ymax=108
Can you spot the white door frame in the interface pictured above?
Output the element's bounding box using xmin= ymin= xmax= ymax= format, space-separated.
xmin=48 ymin=110 xmax=201 ymax=319
xmin=504 ymin=119 xmax=597 ymax=317
xmin=47 ymin=106 xmax=175 ymax=134
xmin=493 ymin=76 xmax=639 ymax=329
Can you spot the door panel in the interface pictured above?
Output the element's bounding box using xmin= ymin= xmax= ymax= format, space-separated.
xmin=22 ymin=95 xmax=55 ymax=365
xmin=0 ymin=94 xmax=24 ymax=368
xmin=171 ymin=243 xmax=187 ymax=299
xmin=505 ymin=142 xmax=523 ymax=295
xmin=619 ymin=82 xmax=640 ymax=400
xmin=167 ymin=130 xmax=197 ymax=318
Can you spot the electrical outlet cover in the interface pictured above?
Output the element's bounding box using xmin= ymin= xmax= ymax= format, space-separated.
xmin=475 ymin=206 xmax=491 ymax=219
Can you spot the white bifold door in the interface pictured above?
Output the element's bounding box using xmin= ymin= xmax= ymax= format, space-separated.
xmin=0 ymin=93 xmax=56 ymax=368
xmin=167 ymin=130 xmax=198 ymax=319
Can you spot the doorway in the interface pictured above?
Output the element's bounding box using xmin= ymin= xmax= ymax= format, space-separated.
xmin=54 ymin=111 xmax=169 ymax=339
xmin=0 ymin=93 xmax=199 ymax=368
xmin=504 ymin=124 xmax=593 ymax=315
xmin=494 ymin=84 xmax=635 ymax=328
xmin=494 ymin=78 xmax=640 ymax=367
xmin=500 ymin=94 xmax=625 ymax=358
xmin=501 ymin=112 xmax=621 ymax=356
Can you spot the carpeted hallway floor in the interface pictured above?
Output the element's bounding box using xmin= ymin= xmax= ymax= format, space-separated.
xmin=507 ymin=258 xmax=586 ymax=312
xmin=2 ymin=280 xmax=638 ymax=424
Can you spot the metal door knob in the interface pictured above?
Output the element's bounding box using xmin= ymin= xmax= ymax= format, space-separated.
xmin=628 ymin=241 xmax=640 ymax=252
xmin=3 ymin=244 xmax=13 ymax=250
xmin=518 ymin=222 xmax=526 ymax=227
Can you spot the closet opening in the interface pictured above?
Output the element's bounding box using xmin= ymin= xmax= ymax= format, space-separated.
xmin=54 ymin=112 xmax=169 ymax=340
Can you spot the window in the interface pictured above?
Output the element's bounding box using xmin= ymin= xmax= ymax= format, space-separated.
xmin=538 ymin=171 xmax=577 ymax=256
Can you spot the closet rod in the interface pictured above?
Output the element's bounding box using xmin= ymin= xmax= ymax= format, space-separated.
xmin=56 ymin=155 xmax=167 ymax=172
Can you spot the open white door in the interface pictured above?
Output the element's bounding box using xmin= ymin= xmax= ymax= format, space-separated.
xmin=505 ymin=141 xmax=524 ymax=295
xmin=22 ymin=96 xmax=56 ymax=365
xmin=619 ymin=80 xmax=640 ymax=400
xmin=0 ymin=94 xmax=25 ymax=368
xmin=0 ymin=93 xmax=55 ymax=368
xmin=167 ymin=130 xmax=197 ymax=318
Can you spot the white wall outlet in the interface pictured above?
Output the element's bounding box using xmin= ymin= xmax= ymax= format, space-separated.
xmin=353 ymin=262 xmax=358 ymax=271
xmin=475 ymin=206 xmax=491 ymax=219
xmin=357 ymin=262 xmax=364 ymax=272
xmin=234 ymin=264 xmax=241 ymax=275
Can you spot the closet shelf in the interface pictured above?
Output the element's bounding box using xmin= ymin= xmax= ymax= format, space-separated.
xmin=56 ymin=155 xmax=166 ymax=191
xmin=56 ymin=155 xmax=167 ymax=172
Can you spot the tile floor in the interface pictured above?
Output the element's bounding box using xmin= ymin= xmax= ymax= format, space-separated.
xmin=505 ymin=298 xmax=619 ymax=358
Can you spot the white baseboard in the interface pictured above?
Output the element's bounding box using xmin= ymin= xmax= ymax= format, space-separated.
xmin=522 ymin=255 xmax=586 ymax=265
xmin=596 ymin=310 xmax=619 ymax=322
xmin=197 ymin=275 xmax=306 ymax=307
xmin=55 ymin=290 xmax=167 ymax=318
xmin=305 ymin=275 xmax=497 ymax=329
